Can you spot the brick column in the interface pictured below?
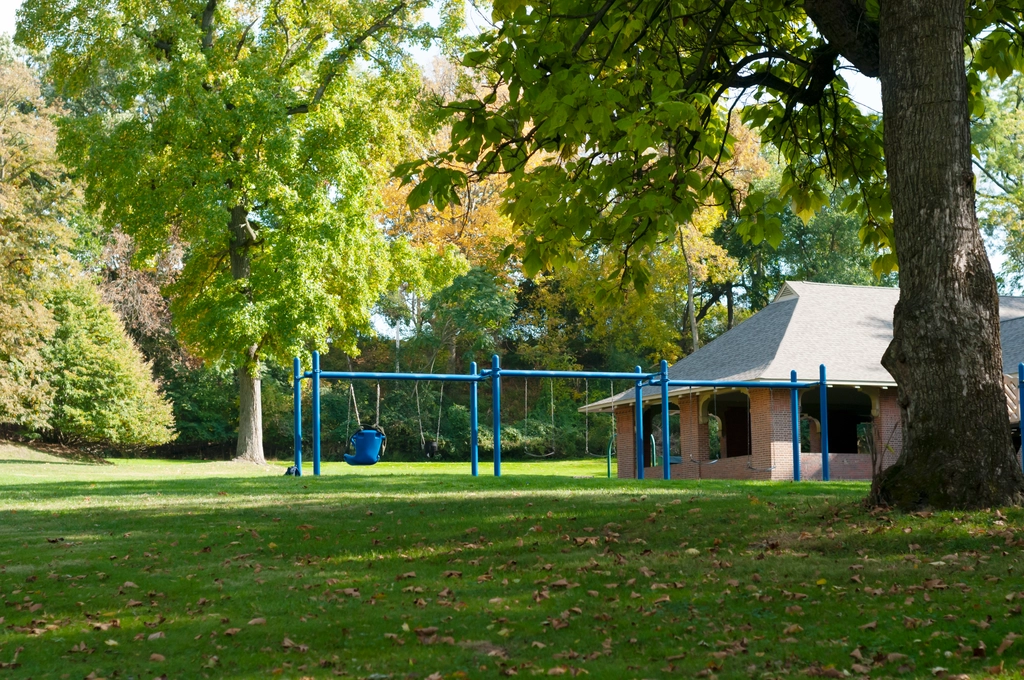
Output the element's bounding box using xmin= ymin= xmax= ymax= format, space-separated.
xmin=749 ymin=388 xmax=795 ymax=481
xmin=673 ymin=393 xmax=707 ymax=480
xmin=804 ymin=416 xmax=821 ymax=452
xmin=874 ymin=389 xmax=902 ymax=469
xmin=615 ymin=406 xmax=636 ymax=479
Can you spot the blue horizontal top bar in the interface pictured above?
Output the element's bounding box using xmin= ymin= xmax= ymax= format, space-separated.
xmin=499 ymin=369 xmax=657 ymax=380
xmin=297 ymin=365 xmax=818 ymax=390
xmin=311 ymin=371 xmax=481 ymax=383
xmin=666 ymin=379 xmax=817 ymax=389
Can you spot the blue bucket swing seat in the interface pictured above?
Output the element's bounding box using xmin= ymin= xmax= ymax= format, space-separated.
xmin=345 ymin=426 xmax=386 ymax=466
xmin=343 ymin=381 xmax=386 ymax=466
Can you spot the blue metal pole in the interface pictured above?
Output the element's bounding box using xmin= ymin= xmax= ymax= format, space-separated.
xmin=312 ymin=351 xmax=321 ymax=477
xmin=665 ymin=379 xmax=818 ymax=389
xmin=1019 ymin=363 xmax=1023 ymax=474
xmin=470 ymin=361 xmax=479 ymax=477
xmin=791 ymin=370 xmax=800 ymax=482
xmin=500 ymin=369 xmax=661 ymax=380
xmin=660 ymin=359 xmax=671 ymax=480
xmin=492 ymin=354 xmax=501 ymax=477
xmin=315 ymin=370 xmax=481 ymax=383
xmin=293 ymin=357 xmax=302 ymax=477
xmin=819 ymin=364 xmax=829 ymax=482
xmin=634 ymin=366 xmax=644 ymax=480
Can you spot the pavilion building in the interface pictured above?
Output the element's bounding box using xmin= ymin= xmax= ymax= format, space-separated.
xmin=583 ymin=281 xmax=1024 ymax=481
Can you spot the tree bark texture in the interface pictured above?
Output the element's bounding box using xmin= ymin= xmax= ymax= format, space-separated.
xmin=679 ymin=226 xmax=700 ymax=353
xmin=229 ymin=203 xmax=266 ymax=464
xmin=726 ymin=284 xmax=734 ymax=330
xmin=872 ymin=0 xmax=1024 ymax=508
xmin=236 ymin=352 xmax=265 ymax=463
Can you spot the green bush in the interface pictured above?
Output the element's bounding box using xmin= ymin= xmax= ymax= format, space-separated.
xmin=161 ymin=362 xmax=237 ymax=444
xmin=43 ymin=283 xmax=175 ymax=446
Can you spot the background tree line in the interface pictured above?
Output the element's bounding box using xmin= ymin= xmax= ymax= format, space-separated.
xmin=0 ymin=34 xmax=902 ymax=460
xmin=5 ymin=0 xmax=1024 ymax=480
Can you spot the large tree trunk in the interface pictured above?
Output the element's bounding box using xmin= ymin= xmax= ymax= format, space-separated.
xmin=237 ymin=352 xmax=265 ymax=463
xmin=871 ymin=0 xmax=1024 ymax=508
xmin=229 ymin=203 xmax=265 ymax=464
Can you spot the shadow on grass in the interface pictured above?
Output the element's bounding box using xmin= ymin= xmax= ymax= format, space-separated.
xmin=2 ymin=470 xmax=873 ymax=502
xmin=3 ymin=469 xmax=1021 ymax=679
xmin=0 ymin=458 xmax=107 ymax=466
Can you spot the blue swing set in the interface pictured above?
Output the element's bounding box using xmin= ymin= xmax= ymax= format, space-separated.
xmin=292 ymin=352 xmax=834 ymax=480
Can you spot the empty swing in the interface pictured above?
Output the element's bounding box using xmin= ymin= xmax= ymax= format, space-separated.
xmin=584 ymin=379 xmax=612 ymax=458
xmin=426 ymin=382 xmax=444 ymax=459
xmin=413 ymin=378 xmax=445 ymax=459
xmin=526 ymin=378 xmax=557 ymax=458
xmin=345 ymin=381 xmax=386 ymax=466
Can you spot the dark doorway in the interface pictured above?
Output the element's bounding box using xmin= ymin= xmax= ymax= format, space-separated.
xmin=642 ymin=404 xmax=678 ymax=467
xmin=723 ymin=407 xmax=750 ymax=458
xmin=801 ymin=388 xmax=873 ymax=454
xmin=707 ymin=391 xmax=750 ymax=458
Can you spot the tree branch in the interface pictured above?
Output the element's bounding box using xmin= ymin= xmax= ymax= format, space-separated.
xmin=723 ymin=44 xmax=838 ymax=107
xmin=201 ymin=0 xmax=218 ymax=52
xmin=571 ymin=0 xmax=616 ymax=55
xmin=973 ymin=158 xmax=1020 ymax=196
xmin=803 ymin=0 xmax=879 ymax=77
xmin=287 ymin=0 xmax=412 ymax=116
xmin=682 ymin=0 xmax=736 ymax=91
xmin=129 ymin=26 xmax=173 ymax=59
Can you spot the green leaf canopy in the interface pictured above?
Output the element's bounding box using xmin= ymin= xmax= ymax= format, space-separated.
xmin=17 ymin=0 xmax=463 ymax=366
xmin=400 ymin=0 xmax=1024 ymax=288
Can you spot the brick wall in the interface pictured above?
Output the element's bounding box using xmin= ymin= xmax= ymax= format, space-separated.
xmin=683 ymin=455 xmax=755 ymax=480
xmin=616 ymin=387 xmax=899 ymax=482
xmin=795 ymin=452 xmax=899 ymax=480
xmin=749 ymin=389 xmax=793 ymax=480
xmin=804 ymin=416 xmax=821 ymax=452
xmin=873 ymin=388 xmax=903 ymax=461
xmin=615 ymin=406 xmax=636 ymax=479
xmin=669 ymin=394 xmax=707 ymax=480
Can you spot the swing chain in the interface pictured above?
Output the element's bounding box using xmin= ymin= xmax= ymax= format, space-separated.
xmin=435 ymin=382 xmax=444 ymax=443
xmin=550 ymin=378 xmax=555 ymax=455
xmin=525 ymin=377 xmax=557 ymax=458
xmin=350 ymin=383 xmax=362 ymax=428
xmin=584 ymin=379 xmax=589 ymax=456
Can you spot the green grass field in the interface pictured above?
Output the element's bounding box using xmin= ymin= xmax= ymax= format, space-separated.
xmin=2 ymin=441 xmax=1023 ymax=679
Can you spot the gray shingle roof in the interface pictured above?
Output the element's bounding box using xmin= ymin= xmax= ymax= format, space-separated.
xmin=584 ymin=281 xmax=1024 ymax=412
xmin=1002 ymin=316 xmax=1024 ymax=375
xmin=1001 ymin=296 xmax=1024 ymax=322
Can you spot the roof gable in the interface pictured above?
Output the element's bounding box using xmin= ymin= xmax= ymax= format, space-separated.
xmin=584 ymin=281 xmax=1024 ymax=411
xmin=669 ymin=281 xmax=899 ymax=385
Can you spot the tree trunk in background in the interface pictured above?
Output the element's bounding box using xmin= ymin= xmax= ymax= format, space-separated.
xmin=679 ymin=227 xmax=700 ymax=353
xmin=726 ymin=284 xmax=734 ymax=330
xmin=229 ymin=203 xmax=266 ymax=464
xmin=236 ymin=351 xmax=265 ymax=463
xmin=872 ymin=0 xmax=1024 ymax=508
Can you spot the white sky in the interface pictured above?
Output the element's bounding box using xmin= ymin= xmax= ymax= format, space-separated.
xmin=0 ymin=1 xmax=16 ymax=36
